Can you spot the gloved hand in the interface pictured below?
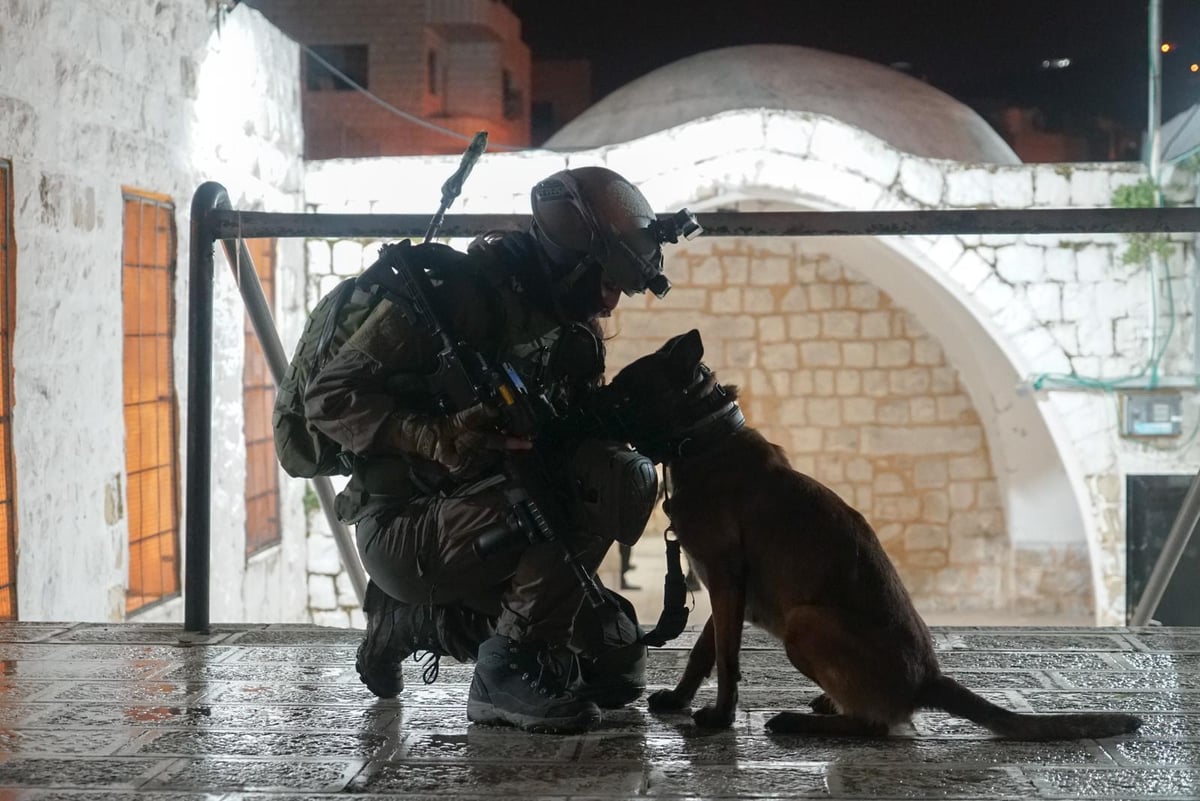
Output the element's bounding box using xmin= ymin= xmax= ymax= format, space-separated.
xmin=386 ymin=403 xmax=529 ymax=477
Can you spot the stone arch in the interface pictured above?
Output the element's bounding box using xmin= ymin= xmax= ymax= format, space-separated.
xmin=604 ymin=115 xmax=1100 ymax=619
xmin=303 ymin=109 xmax=1114 ymax=621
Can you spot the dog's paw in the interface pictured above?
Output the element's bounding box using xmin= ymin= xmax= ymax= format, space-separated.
xmin=692 ymin=704 xmax=735 ymax=729
xmin=647 ymin=689 xmax=689 ymax=712
xmin=809 ymin=693 xmax=838 ymax=715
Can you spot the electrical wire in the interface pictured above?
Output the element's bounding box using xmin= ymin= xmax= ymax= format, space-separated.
xmin=299 ymin=44 xmax=525 ymax=151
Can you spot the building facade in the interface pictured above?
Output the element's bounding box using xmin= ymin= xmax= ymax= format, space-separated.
xmin=247 ymin=0 xmax=531 ymax=157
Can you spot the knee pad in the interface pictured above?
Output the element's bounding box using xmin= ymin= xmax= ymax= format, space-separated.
xmin=569 ymin=439 xmax=658 ymax=546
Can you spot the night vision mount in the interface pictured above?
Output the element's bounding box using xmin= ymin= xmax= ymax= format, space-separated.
xmin=650 ymin=209 xmax=703 ymax=244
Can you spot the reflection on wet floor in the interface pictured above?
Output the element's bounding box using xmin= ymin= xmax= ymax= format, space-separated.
xmin=0 ymin=621 xmax=1197 ymax=798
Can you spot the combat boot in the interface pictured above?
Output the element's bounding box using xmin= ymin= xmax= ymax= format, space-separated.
xmin=467 ymin=635 xmax=602 ymax=733
xmin=356 ymin=581 xmax=494 ymax=699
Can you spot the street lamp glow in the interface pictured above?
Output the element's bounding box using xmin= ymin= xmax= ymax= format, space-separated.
xmin=1162 ymin=42 xmax=1174 ymax=53
xmin=1191 ymin=63 xmax=1199 ymax=73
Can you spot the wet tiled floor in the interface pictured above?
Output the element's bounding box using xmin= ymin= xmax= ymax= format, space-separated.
xmin=0 ymin=622 xmax=1198 ymax=799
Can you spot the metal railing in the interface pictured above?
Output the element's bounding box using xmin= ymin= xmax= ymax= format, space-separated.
xmin=186 ymin=181 xmax=1200 ymax=632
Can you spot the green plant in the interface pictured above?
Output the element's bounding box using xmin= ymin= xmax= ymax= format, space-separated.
xmin=303 ymin=485 xmax=320 ymax=516
xmin=1111 ymin=179 xmax=1173 ymax=265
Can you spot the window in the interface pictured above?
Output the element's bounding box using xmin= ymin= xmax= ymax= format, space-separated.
xmin=243 ymin=238 xmax=280 ymax=556
xmin=0 ymin=161 xmax=16 ymax=621
xmin=502 ymin=69 xmax=523 ymax=120
xmin=427 ymin=50 xmax=438 ymax=96
xmin=305 ymin=45 xmax=369 ymax=91
xmin=122 ymin=190 xmax=180 ymax=613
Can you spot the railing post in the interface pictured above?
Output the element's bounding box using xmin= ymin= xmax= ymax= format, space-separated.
xmin=184 ymin=181 xmax=228 ymax=633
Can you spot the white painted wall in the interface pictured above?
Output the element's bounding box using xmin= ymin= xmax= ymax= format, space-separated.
xmin=306 ymin=109 xmax=1200 ymax=624
xmin=0 ymin=1 xmax=309 ymax=622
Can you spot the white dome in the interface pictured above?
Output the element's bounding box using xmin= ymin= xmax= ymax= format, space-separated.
xmin=545 ymin=44 xmax=1019 ymax=165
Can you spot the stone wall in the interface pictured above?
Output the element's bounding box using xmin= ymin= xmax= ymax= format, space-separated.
xmin=607 ymin=239 xmax=1011 ymax=614
xmin=0 ymin=1 xmax=309 ymax=622
xmin=303 ymin=109 xmax=1200 ymax=625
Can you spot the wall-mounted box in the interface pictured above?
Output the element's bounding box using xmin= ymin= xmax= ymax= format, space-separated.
xmin=1121 ymin=391 xmax=1182 ymax=438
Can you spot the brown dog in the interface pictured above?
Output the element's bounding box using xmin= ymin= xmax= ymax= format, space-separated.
xmin=606 ymin=329 xmax=1142 ymax=740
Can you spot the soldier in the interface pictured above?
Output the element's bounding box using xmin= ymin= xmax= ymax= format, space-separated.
xmin=304 ymin=167 xmax=688 ymax=733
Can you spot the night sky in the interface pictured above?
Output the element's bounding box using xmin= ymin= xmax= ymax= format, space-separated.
xmin=510 ymin=0 xmax=1200 ymax=133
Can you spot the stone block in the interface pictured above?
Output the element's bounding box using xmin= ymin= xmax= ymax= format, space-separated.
xmin=800 ymin=341 xmax=841 ymax=367
xmin=898 ymin=158 xmax=945 ymax=206
xmin=994 ymin=243 xmax=1045 ymax=284
xmin=862 ymin=425 xmax=982 ymax=455
xmin=778 ymin=398 xmax=807 ymax=425
xmin=835 ymin=369 xmax=861 ymax=395
xmin=889 ymin=368 xmax=931 ymax=395
xmin=1033 ymin=167 xmax=1071 ymax=206
xmin=913 ymin=340 xmax=944 ymax=366
xmin=842 ymin=397 xmax=876 ymax=424
xmin=875 ymin=495 xmax=921 ymax=522
xmin=922 ymin=491 xmax=950 ymax=523
xmin=835 ymin=431 xmax=868 ymax=456
xmin=860 ymin=311 xmax=891 ymax=339
xmin=843 ymin=342 xmax=876 ymax=368
xmin=760 ymin=343 xmax=798 ymax=370
xmin=710 ymin=287 xmax=742 ymax=314
xmin=906 ymin=523 xmax=950 ymax=551
xmin=914 ymin=460 xmax=948 ymax=489
xmin=807 ymin=284 xmax=834 ymax=310
xmin=874 ymin=472 xmax=906 ymax=494
xmin=877 ymin=341 xmax=913 ymax=367
xmin=780 ymin=286 xmax=808 ymax=311
xmin=910 ymin=397 xmax=938 ymax=423
xmin=1026 ymin=283 xmax=1062 ymax=323
xmin=930 ymin=367 xmax=959 ymax=394
xmin=949 ymin=481 xmax=976 ymax=510
xmin=739 ymin=288 xmax=771 ymax=313
xmin=308 ymin=575 xmax=337 ymax=610
xmin=806 ymin=397 xmax=841 ymax=426
xmin=937 ymin=396 xmax=972 ymax=422
xmin=691 ymin=257 xmax=723 ymax=285
xmin=307 ymin=533 xmax=342 ymax=575
xmin=1042 ymin=246 xmax=1077 ymax=281
xmin=749 ymin=257 xmax=790 ymax=285
xmin=877 ymin=399 xmax=909 ymax=423
xmin=846 ymin=457 xmax=873 ymax=482
xmin=792 ymin=427 xmax=823 ymax=452
xmin=723 ymin=256 xmax=750 ymax=284
xmin=991 ymin=169 xmax=1034 ymax=208
xmin=822 ymin=311 xmax=860 ymax=339
xmin=758 ymin=315 xmax=786 ymax=342
xmin=862 ymin=370 xmax=890 ymax=397
xmin=787 ymin=313 xmax=821 ymax=340
xmin=791 ymin=370 xmax=815 ymax=395
xmin=1075 ymin=247 xmax=1111 ymax=282
xmin=331 ymin=240 xmax=364 ymax=276
xmin=945 ymin=167 xmax=996 ymax=206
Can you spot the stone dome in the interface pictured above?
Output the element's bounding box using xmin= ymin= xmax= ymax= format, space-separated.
xmin=544 ymin=44 xmax=1019 ymax=164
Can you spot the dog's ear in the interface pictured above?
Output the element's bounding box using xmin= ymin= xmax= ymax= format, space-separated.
xmin=664 ymin=329 xmax=704 ymax=377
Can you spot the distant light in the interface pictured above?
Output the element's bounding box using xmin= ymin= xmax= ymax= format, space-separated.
xmin=1040 ymin=58 xmax=1072 ymax=70
xmin=1162 ymin=43 xmax=1174 ymax=53
xmin=1192 ymin=63 xmax=1199 ymax=73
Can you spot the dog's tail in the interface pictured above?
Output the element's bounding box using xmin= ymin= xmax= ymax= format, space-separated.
xmin=917 ymin=674 xmax=1142 ymax=740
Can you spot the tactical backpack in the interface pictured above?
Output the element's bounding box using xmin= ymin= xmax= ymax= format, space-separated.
xmin=272 ymin=240 xmax=464 ymax=478
xmin=272 ymin=271 xmax=384 ymax=478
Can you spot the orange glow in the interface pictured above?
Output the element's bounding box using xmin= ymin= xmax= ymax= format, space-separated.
xmin=1162 ymin=43 xmax=1173 ymax=53
xmin=1192 ymin=63 xmax=1199 ymax=73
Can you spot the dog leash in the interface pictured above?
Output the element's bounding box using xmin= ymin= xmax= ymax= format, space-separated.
xmin=638 ymin=468 xmax=691 ymax=647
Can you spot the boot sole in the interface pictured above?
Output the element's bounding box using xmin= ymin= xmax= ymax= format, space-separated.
xmin=467 ymin=697 xmax=601 ymax=734
xmin=356 ymin=641 xmax=403 ymax=699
